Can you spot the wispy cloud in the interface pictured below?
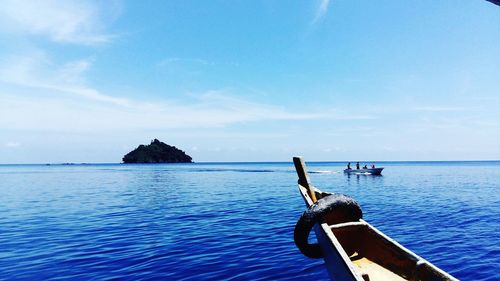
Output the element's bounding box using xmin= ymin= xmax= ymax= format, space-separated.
xmin=0 ymin=53 xmax=130 ymax=106
xmin=0 ymin=89 xmax=325 ymax=132
xmin=0 ymin=53 xmax=367 ymax=133
xmin=157 ymin=57 xmax=240 ymax=68
xmin=0 ymin=0 xmax=116 ymax=45
xmin=312 ymin=0 xmax=330 ymax=24
xmin=4 ymin=142 xmax=21 ymax=148
xmin=414 ymin=106 xmax=471 ymax=112
xmin=158 ymin=57 xmax=214 ymax=67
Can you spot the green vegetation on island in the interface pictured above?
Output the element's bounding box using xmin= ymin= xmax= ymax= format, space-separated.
xmin=122 ymin=139 xmax=193 ymax=163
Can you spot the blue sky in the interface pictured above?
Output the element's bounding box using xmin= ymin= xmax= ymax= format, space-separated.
xmin=0 ymin=0 xmax=499 ymax=163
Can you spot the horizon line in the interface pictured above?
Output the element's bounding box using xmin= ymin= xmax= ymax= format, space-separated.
xmin=1 ymin=159 xmax=500 ymax=165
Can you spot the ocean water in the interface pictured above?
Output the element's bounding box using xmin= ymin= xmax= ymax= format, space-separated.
xmin=0 ymin=161 xmax=498 ymax=280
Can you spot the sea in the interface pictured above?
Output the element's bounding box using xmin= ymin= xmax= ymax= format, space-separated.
xmin=0 ymin=161 xmax=498 ymax=280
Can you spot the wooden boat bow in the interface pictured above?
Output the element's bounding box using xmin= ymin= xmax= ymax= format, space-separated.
xmin=292 ymin=157 xmax=458 ymax=281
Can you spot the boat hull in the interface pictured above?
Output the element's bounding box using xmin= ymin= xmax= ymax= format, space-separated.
xmin=293 ymin=156 xmax=457 ymax=281
xmin=344 ymin=167 xmax=384 ymax=175
xmin=298 ymin=185 xmax=457 ymax=281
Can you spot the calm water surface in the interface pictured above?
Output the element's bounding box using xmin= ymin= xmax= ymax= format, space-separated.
xmin=0 ymin=162 xmax=499 ymax=280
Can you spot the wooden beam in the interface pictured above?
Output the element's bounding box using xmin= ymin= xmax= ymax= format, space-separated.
xmin=329 ymin=221 xmax=367 ymax=231
xmin=293 ymin=156 xmax=317 ymax=202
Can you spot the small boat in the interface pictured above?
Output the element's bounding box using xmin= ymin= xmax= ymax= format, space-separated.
xmin=344 ymin=167 xmax=384 ymax=175
xmin=292 ymin=157 xmax=457 ymax=281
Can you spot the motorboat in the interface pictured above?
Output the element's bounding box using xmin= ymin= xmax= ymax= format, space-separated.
xmin=344 ymin=167 xmax=384 ymax=175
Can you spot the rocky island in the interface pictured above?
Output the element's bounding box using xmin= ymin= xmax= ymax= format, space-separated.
xmin=122 ymin=139 xmax=193 ymax=163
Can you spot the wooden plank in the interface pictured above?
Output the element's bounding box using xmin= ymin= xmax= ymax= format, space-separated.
xmin=293 ymin=156 xmax=317 ymax=202
xmin=330 ymin=221 xmax=368 ymax=230
xmin=317 ymin=223 xmax=366 ymax=281
xmin=363 ymin=222 xmax=459 ymax=281
xmin=351 ymin=257 xmax=407 ymax=281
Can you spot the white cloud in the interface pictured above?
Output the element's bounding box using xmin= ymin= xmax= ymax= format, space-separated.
xmin=5 ymin=142 xmax=21 ymax=148
xmin=414 ymin=106 xmax=471 ymax=112
xmin=157 ymin=57 xmax=240 ymax=68
xmin=158 ymin=57 xmax=214 ymax=67
xmin=312 ymin=0 xmax=330 ymax=24
xmin=0 ymin=53 xmax=130 ymax=106
xmin=0 ymin=89 xmax=332 ymax=132
xmin=0 ymin=0 xmax=116 ymax=44
xmin=0 ymin=53 xmax=373 ymax=133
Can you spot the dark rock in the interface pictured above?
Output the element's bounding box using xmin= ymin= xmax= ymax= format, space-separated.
xmin=122 ymin=139 xmax=193 ymax=163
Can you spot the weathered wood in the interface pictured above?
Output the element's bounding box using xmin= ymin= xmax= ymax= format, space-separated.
xmin=297 ymin=185 xmax=363 ymax=281
xmin=293 ymin=156 xmax=317 ymax=202
xmin=294 ymin=157 xmax=458 ymax=281
xmin=329 ymin=221 xmax=368 ymax=230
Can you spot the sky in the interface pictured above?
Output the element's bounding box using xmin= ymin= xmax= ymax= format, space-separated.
xmin=0 ymin=0 xmax=499 ymax=163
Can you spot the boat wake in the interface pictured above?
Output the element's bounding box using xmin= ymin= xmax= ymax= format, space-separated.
xmin=309 ymin=170 xmax=339 ymax=174
xmin=194 ymin=168 xmax=276 ymax=173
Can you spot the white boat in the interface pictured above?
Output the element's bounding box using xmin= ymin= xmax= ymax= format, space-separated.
xmin=293 ymin=157 xmax=457 ymax=281
xmin=344 ymin=167 xmax=384 ymax=175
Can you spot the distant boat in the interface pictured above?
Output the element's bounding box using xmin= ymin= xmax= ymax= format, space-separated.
xmin=344 ymin=167 xmax=384 ymax=175
xmin=292 ymin=157 xmax=457 ymax=281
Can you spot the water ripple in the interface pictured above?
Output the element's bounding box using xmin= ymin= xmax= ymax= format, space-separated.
xmin=0 ymin=162 xmax=498 ymax=280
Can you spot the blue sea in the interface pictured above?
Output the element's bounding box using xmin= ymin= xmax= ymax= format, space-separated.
xmin=0 ymin=161 xmax=498 ymax=280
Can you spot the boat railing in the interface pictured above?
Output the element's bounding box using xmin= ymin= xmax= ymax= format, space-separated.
xmin=329 ymin=221 xmax=367 ymax=231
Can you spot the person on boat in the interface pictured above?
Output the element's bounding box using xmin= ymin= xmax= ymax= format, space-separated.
xmin=356 ymin=162 xmax=360 ymax=169
xmin=371 ymin=164 xmax=375 ymax=169
xmin=347 ymin=162 xmax=351 ymax=170
xmin=363 ymin=164 xmax=368 ymax=169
